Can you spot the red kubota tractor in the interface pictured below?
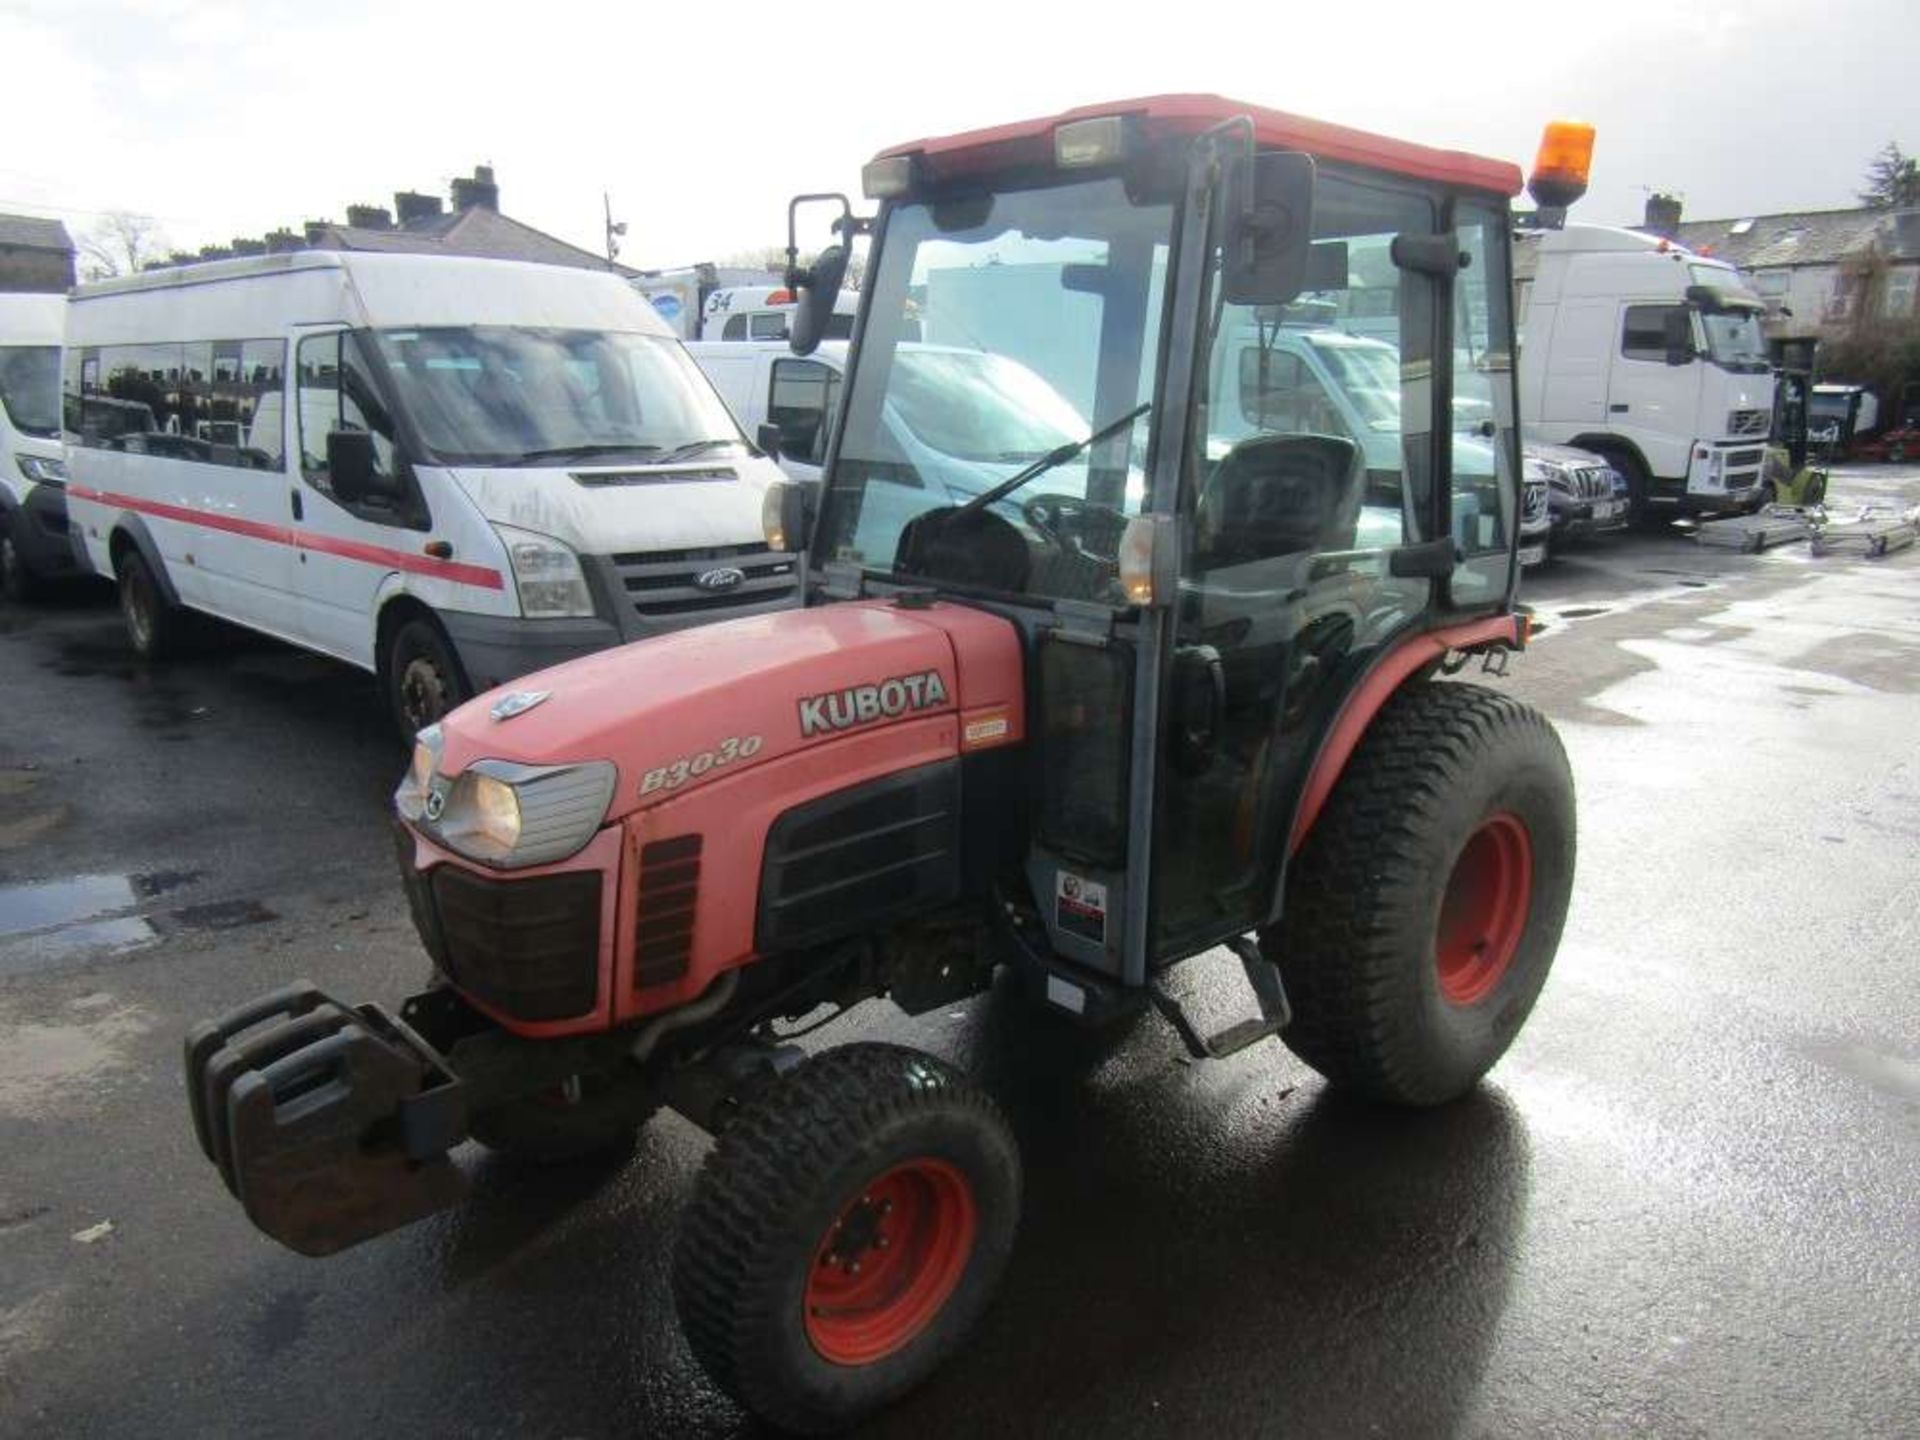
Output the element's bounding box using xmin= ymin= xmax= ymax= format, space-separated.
xmin=185 ymin=97 xmax=1591 ymax=1432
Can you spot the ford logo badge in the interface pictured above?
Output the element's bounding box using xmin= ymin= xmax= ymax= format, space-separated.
xmin=694 ymin=566 xmax=746 ymax=592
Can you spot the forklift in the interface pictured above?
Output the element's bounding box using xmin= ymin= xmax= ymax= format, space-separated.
xmin=183 ymin=97 xmax=1584 ymax=1433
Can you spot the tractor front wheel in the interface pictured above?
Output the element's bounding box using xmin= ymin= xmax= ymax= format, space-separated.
xmin=672 ymin=1043 xmax=1020 ymax=1435
xmin=1263 ymin=681 xmax=1575 ymax=1106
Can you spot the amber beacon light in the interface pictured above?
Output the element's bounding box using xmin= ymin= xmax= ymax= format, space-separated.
xmin=1528 ymin=120 xmax=1596 ymax=210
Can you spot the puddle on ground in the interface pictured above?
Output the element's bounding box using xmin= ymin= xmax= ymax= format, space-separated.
xmin=0 ymin=874 xmax=138 ymax=939
xmin=1559 ymin=606 xmax=1611 ymax=619
xmin=0 ymin=918 xmax=158 ymax=977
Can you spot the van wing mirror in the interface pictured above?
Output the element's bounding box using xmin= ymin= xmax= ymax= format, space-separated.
xmin=1221 ymin=151 xmax=1316 ymax=308
xmin=327 ymin=429 xmax=404 ymax=504
xmin=327 ymin=429 xmax=377 ymax=501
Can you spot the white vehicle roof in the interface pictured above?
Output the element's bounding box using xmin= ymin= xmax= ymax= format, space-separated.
xmin=68 ymin=251 xmax=672 ymax=342
xmin=0 ymin=291 xmax=67 ymax=344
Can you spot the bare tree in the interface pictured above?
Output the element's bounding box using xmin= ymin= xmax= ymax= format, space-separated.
xmin=1858 ymin=142 xmax=1920 ymax=209
xmin=78 ymin=211 xmax=169 ymax=279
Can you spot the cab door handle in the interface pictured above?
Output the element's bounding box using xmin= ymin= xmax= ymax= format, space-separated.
xmin=1609 ymin=403 xmax=1630 ymax=413
xmin=290 ymin=490 xmax=304 ymax=521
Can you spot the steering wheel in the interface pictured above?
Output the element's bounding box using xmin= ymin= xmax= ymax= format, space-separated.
xmin=1022 ymin=493 xmax=1130 ymax=562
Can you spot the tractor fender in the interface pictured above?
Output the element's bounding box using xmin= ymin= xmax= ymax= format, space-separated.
xmin=1285 ymin=612 xmax=1525 ymax=856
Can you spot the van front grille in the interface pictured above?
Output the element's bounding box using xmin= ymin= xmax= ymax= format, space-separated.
xmin=601 ymin=543 xmax=800 ymax=623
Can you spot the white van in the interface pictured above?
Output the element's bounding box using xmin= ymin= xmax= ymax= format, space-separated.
xmin=65 ymin=251 xmax=798 ymax=733
xmin=0 ymin=292 xmax=81 ymax=599
xmin=1514 ymin=223 xmax=1774 ymax=517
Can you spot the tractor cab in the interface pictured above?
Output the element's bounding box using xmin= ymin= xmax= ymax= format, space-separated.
xmin=775 ymin=97 xmax=1530 ymax=1005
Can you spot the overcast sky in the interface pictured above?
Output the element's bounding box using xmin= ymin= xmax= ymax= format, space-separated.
xmin=3 ymin=0 xmax=1914 ymax=268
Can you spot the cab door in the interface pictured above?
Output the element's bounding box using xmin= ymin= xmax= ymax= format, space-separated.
xmin=1147 ymin=172 xmax=1460 ymax=961
xmin=288 ymin=327 xmax=424 ymax=663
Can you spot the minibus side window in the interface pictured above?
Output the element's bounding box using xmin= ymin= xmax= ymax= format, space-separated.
xmin=297 ymin=332 xmax=403 ymax=511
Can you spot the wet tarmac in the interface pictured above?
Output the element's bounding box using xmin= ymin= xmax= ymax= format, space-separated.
xmin=2 ymin=469 xmax=1917 ymax=1438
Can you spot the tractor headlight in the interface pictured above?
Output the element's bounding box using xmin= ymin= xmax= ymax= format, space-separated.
xmin=396 ymin=752 xmax=618 ymax=870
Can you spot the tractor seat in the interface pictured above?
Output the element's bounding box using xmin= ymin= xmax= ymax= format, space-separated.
xmin=1194 ymin=432 xmax=1364 ymax=573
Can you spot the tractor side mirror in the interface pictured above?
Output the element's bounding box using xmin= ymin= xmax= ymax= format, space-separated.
xmin=789 ymin=243 xmax=851 ymax=357
xmin=756 ymin=422 xmax=783 ymax=461
xmin=1663 ymin=309 xmax=1697 ymax=367
xmin=1221 ymin=151 xmax=1316 ymax=307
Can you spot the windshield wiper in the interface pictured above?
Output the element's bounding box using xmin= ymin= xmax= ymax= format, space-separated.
xmin=654 ymin=437 xmax=745 ymax=464
xmin=516 ymin=442 xmax=662 ymax=465
xmin=954 ymin=403 xmax=1151 ymax=519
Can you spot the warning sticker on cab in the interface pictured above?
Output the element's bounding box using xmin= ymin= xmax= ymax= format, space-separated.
xmin=1054 ymin=870 xmax=1108 ymax=945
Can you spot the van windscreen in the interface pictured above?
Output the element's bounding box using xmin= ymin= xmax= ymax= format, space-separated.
xmin=0 ymin=346 xmax=62 ymax=438
xmin=371 ymin=327 xmax=744 ymax=468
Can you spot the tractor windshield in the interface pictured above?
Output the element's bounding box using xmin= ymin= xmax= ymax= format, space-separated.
xmin=818 ymin=174 xmax=1173 ymax=602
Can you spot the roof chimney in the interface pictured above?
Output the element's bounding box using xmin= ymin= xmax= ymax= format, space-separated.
xmin=264 ymin=228 xmax=305 ymax=254
xmin=1643 ymin=193 xmax=1683 ymax=240
xmin=450 ymin=164 xmax=499 ymax=213
xmin=345 ymin=204 xmax=393 ymax=231
xmin=303 ymin=219 xmax=335 ymax=246
xmin=394 ymin=190 xmax=444 ymax=227
xmin=229 ymin=237 xmax=267 ymax=257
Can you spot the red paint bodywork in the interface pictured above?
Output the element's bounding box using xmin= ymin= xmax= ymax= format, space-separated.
xmin=879 ymin=94 xmax=1524 ymax=198
xmin=415 ymin=600 xmax=1024 ymax=1035
xmin=1287 ymin=613 xmax=1525 ymax=854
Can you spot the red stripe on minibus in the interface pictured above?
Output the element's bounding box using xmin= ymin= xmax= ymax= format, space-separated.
xmin=70 ymin=486 xmax=506 ymax=591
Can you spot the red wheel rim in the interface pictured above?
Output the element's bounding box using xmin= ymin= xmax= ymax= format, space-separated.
xmin=1436 ymin=811 xmax=1534 ymax=1006
xmin=804 ymin=1158 xmax=977 ymax=1366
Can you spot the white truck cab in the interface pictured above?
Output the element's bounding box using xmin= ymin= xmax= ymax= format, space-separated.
xmin=1515 ymin=223 xmax=1773 ymax=517
xmin=65 ymin=252 xmax=798 ymax=732
xmin=0 ymin=292 xmax=80 ymax=599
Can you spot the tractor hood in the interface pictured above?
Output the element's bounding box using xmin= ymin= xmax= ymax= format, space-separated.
xmin=432 ymin=600 xmax=1023 ymax=823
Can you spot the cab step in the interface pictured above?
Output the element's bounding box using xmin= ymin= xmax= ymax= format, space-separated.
xmin=1149 ymin=936 xmax=1292 ymax=1060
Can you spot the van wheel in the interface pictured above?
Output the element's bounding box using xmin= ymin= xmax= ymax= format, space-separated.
xmin=386 ymin=616 xmax=470 ymax=737
xmin=673 ymin=1044 xmax=1020 ymax=1435
xmin=0 ymin=527 xmax=36 ymax=603
xmin=1262 ymin=681 xmax=1576 ymax=1106
xmin=118 ymin=549 xmax=179 ymax=659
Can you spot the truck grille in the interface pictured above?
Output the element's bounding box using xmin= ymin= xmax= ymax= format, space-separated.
xmin=606 ymin=542 xmax=799 ymax=620
xmin=1728 ymin=409 xmax=1769 ymax=437
xmin=1726 ymin=449 xmax=1765 ymax=469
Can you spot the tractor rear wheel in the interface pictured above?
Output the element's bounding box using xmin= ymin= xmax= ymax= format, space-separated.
xmin=1262 ymin=681 xmax=1575 ymax=1106
xmin=672 ymin=1043 xmax=1020 ymax=1435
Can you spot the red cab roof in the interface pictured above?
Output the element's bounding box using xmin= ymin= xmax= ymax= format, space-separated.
xmin=879 ymin=93 xmax=1523 ymax=197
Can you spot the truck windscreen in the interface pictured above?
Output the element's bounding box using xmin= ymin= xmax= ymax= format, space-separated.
xmin=1700 ymin=311 xmax=1769 ymax=374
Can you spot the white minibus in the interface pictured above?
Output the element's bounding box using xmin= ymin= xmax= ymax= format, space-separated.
xmin=0 ymin=292 xmax=80 ymax=599
xmin=65 ymin=251 xmax=798 ymax=733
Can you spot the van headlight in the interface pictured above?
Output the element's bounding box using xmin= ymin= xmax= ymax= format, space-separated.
xmin=494 ymin=523 xmax=596 ymax=619
xmin=17 ymin=455 xmax=68 ymax=486
xmin=395 ymin=752 xmax=618 ymax=869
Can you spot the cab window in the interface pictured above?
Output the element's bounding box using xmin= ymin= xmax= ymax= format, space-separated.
xmin=296 ymin=331 xmax=407 ymax=520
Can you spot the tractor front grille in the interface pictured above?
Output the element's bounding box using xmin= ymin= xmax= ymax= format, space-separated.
xmin=634 ymin=834 xmax=701 ymax=990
